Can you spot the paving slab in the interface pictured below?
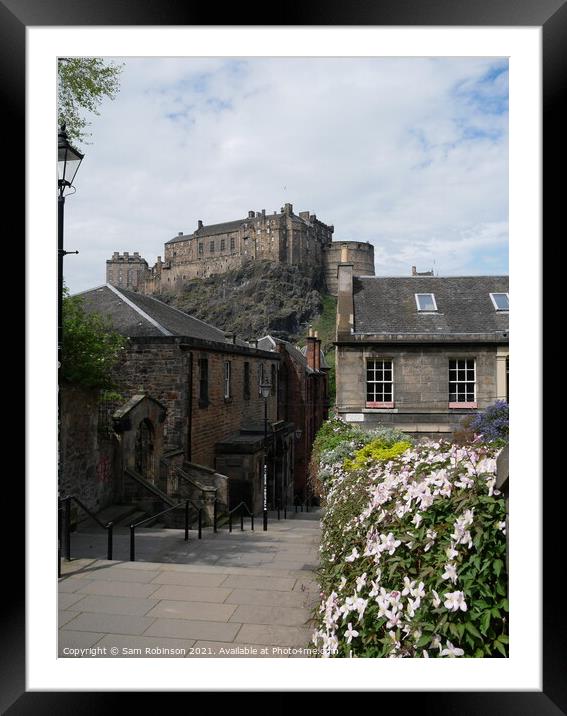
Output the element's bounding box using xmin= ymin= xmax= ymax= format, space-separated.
xmin=220 ymin=575 xmax=296 ymax=591
xmin=145 ymin=600 xmax=237 ymax=623
xmin=145 ymin=618 xmax=242 ymax=643
xmin=69 ymin=594 xmax=159 ymax=616
xmin=61 ymin=612 xmax=156 ymax=636
xmin=226 ymin=588 xmax=313 ymax=608
xmin=58 ymin=630 xmax=105 ymax=655
xmin=188 ymin=641 xmax=285 ymax=658
xmin=151 ymin=571 xmax=228 ymax=587
xmin=75 ymin=580 xmax=161 ymax=599
xmin=95 ymin=634 xmax=196 ymax=657
xmin=58 ymin=592 xmax=88 ymax=610
xmin=234 ymin=624 xmax=312 ymax=648
xmin=58 ymin=576 xmax=94 ymax=593
xmin=72 ymin=566 xmax=160 ymax=583
xmin=59 ymin=610 xmax=81 ymax=627
xmin=229 ymin=604 xmax=312 ymax=627
xmin=150 ymin=584 xmax=232 ymax=603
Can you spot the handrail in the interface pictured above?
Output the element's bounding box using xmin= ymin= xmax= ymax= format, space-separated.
xmin=226 ymin=500 xmax=255 ymax=533
xmin=129 ymin=499 xmax=203 ymax=562
xmin=59 ymin=495 xmax=114 ymax=566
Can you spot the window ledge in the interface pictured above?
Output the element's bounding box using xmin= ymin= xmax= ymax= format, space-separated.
xmin=366 ymin=402 xmax=395 ymax=409
xmin=449 ymin=402 xmax=478 ymax=409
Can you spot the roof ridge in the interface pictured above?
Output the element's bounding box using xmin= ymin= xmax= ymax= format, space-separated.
xmin=105 ymin=284 xmax=173 ymax=336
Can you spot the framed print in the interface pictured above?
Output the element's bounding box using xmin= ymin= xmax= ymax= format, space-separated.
xmin=8 ymin=0 xmax=560 ymax=710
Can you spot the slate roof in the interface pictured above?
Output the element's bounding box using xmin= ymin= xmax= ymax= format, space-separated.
xmin=166 ymin=218 xmax=255 ymax=244
xmin=76 ymin=284 xmax=247 ymax=345
xmin=258 ymin=335 xmax=328 ymax=372
xmin=352 ymin=276 xmax=509 ymax=336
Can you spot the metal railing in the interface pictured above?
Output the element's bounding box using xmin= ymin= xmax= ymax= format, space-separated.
xmin=276 ymin=496 xmax=313 ymax=520
xmin=58 ymin=495 xmax=114 ymax=574
xmin=228 ymin=501 xmax=254 ymax=533
xmin=129 ymin=499 xmax=203 ymax=562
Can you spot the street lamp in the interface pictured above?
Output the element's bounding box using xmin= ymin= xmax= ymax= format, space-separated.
xmin=57 ymin=124 xmax=83 ymax=569
xmin=259 ymin=380 xmax=271 ymax=531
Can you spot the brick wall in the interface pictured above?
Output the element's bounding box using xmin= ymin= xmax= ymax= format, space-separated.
xmin=115 ymin=338 xmax=279 ymax=471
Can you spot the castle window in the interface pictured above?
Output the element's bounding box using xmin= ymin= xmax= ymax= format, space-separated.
xmin=366 ymin=359 xmax=394 ymax=408
xmin=198 ymin=243 xmax=203 ymax=256
xmin=220 ymin=239 xmax=226 ymax=251
xmin=210 ymin=241 xmax=215 ymax=253
xmin=449 ymin=358 xmax=477 ymax=407
xmin=230 ymin=237 xmax=235 ymax=251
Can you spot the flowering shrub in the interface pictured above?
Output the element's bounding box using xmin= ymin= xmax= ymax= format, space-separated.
xmin=312 ymin=422 xmax=508 ymax=658
xmin=343 ymin=438 xmax=412 ymax=473
xmin=470 ymin=401 xmax=509 ymax=446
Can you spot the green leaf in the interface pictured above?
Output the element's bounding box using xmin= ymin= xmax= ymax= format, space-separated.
xmin=496 ymin=634 xmax=509 ymax=644
xmin=480 ymin=611 xmax=491 ymax=635
xmin=465 ymin=622 xmax=482 ymax=639
xmin=493 ymin=639 xmax=507 ymax=657
xmin=493 ymin=559 xmax=503 ymax=578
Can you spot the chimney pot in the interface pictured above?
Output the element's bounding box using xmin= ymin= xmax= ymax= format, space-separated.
xmin=178 ymin=231 xmax=184 ymax=236
xmin=412 ymin=266 xmax=417 ymax=276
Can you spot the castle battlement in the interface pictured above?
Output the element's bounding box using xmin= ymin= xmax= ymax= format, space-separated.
xmin=106 ymin=203 xmax=374 ymax=296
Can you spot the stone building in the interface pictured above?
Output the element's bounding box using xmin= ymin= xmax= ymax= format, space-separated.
xmin=106 ymin=202 xmax=375 ymax=296
xmin=76 ymin=283 xmax=293 ymax=514
xmin=258 ymin=330 xmax=329 ymax=503
xmin=334 ymin=264 xmax=509 ymax=437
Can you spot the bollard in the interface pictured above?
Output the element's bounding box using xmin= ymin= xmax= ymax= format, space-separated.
xmin=251 ymin=514 xmax=254 ymax=531
xmin=240 ymin=510 xmax=244 ymax=531
xmin=130 ymin=525 xmax=135 ymax=561
xmin=185 ymin=501 xmax=189 ymax=541
xmin=107 ymin=523 xmax=114 ymax=560
xmin=64 ymin=498 xmax=71 ymax=561
xmin=213 ymin=500 xmax=218 ymax=534
xmin=229 ymin=513 xmax=232 ymax=533
xmin=198 ymin=509 xmax=202 ymax=539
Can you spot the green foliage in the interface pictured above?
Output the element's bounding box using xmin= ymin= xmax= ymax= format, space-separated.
xmin=61 ymin=291 xmax=126 ymax=389
xmin=58 ymin=58 xmax=123 ymax=146
xmin=343 ymin=438 xmax=412 ymax=472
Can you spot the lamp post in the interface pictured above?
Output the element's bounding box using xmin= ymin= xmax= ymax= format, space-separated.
xmin=57 ymin=124 xmax=83 ymax=568
xmin=58 ymin=123 xmax=83 ymax=355
xmin=259 ymin=380 xmax=271 ymax=531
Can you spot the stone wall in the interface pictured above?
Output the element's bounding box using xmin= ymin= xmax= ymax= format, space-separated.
xmin=59 ymin=385 xmax=118 ymax=513
xmin=336 ymin=343 xmax=502 ymax=434
xmin=115 ymin=338 xmax=279 ymax=471
xmin=324 ymin=241 xmax=375 ymax=296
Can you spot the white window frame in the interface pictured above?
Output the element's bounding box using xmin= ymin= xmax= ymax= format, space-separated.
xmin=415 ymin=293 xmax=438 ymax=311
xmin=449 ymin=358 xmax=477 ymax=408
xmin=223 ymin=361 xmax=231 ymax=399
xmin=489 ymin=292 xmax=509 ymax=311
xmin=366 ymin=358 xmax=394 ymax=407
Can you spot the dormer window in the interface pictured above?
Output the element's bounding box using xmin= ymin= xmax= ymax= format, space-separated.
xmin=490 ymin=293 xmax=509 ymax=311
xmin=415 ymin=293 xmax=437 ymax=312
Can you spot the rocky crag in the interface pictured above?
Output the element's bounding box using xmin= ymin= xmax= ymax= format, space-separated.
xmin=156 ymin=260 xmax=327 ymax=343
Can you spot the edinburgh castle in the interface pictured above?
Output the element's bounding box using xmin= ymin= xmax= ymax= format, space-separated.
xmin=106 ymin=202 xmax=375 ymax=296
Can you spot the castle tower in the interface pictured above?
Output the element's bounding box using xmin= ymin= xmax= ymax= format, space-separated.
xmin=106 ymin=252 xmax=150 ymax=291
xmin=323 ymin=241 xmax=375 ymax=296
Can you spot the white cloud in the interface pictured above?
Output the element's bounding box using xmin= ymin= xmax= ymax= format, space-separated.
xmin=64 ymin=56 xmax=508 ymax=292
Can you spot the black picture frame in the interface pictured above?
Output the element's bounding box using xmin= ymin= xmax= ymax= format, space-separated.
xmin=11 ymin=0 xmax=559 ymax=711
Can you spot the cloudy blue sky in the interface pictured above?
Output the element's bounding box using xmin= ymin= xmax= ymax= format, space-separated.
xmin=64 ymin=56 xmax=508 ymax=293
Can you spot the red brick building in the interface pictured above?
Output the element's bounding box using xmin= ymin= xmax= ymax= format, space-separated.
xmin=258 ymin=331 xmax=329 ymax=503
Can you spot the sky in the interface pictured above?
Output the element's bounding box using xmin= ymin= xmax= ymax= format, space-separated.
xmin=63 ymin=56 xmax=509 ymax=293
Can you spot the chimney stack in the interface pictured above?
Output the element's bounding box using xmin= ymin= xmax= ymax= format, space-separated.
xmin=314 ymin=331 xmax=321 ymax=371
xmin=306 ymin=330 xmax=317 ymax=371
xmin=336 ymin=263 xmax=354 ymax=338
xmin=197 ymin=221 xmax=203 ymax=230
xmin=224 ymin=332 xmax=236 ymax=344
xmin=249 ymin=338 xmax=258 ymax=349
xmin=412 ymin=266 xmax=417 ymax=276
xmin=248 ymin=210 xmax=255 ymax=218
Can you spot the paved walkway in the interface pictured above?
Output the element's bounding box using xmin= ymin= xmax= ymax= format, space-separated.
xmin=59 ymin=512 xmax=321 ymax=658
